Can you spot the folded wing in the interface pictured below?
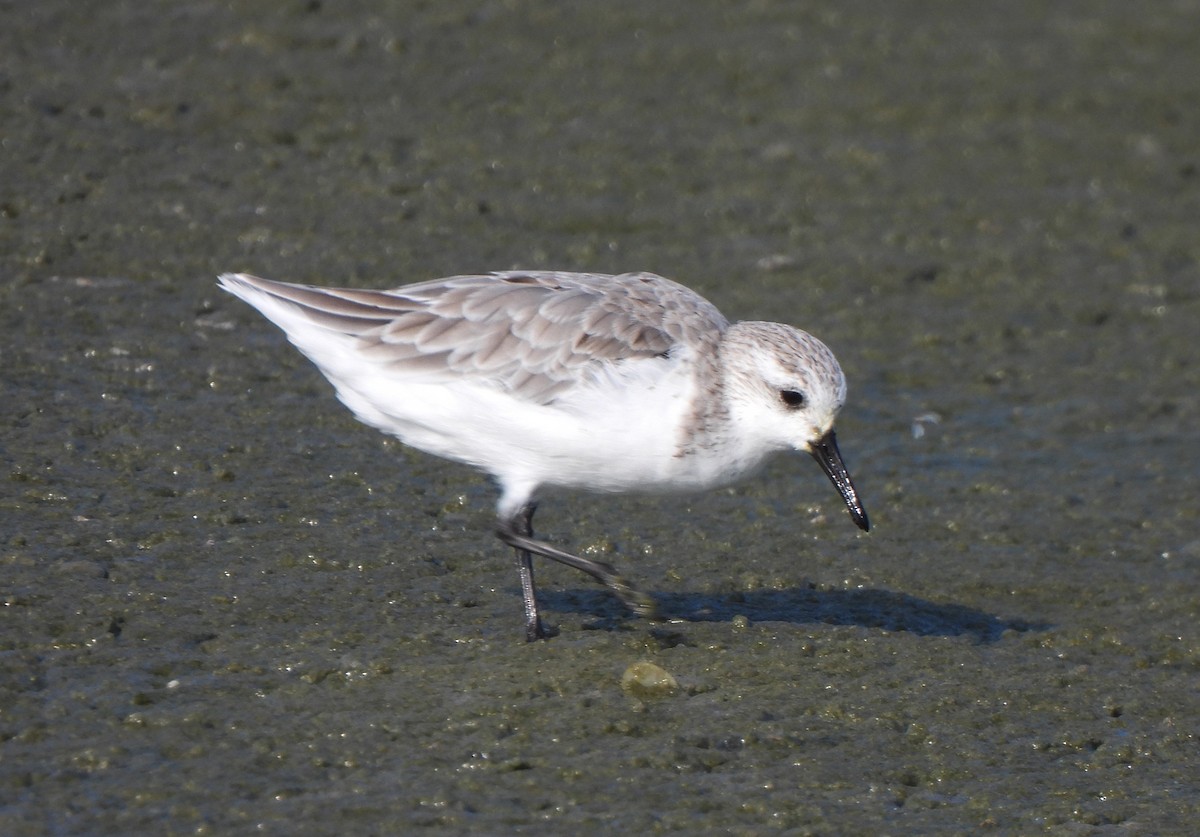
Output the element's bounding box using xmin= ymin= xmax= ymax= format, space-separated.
xmin=219 ymin=271 xmax=729 ymax=404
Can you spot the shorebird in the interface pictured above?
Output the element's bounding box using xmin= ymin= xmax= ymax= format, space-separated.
xmin=219 ymin=271 xmax=869 ymax=640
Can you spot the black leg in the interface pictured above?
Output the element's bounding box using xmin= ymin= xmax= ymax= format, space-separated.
xmin=512 ymin=503 xmax=552 ymax=642
xmin=496 ymin=505 xmax=657 ymax=641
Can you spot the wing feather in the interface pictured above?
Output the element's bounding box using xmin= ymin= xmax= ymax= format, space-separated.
xmin=220 ymin=271 xmax=729 ymax=404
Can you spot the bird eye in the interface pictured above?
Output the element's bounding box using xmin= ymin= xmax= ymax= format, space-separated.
xmin=780 ymin=389 xmax=806 ymax=409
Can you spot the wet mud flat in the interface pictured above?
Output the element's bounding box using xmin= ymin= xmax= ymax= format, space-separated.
xmin=2 ymin=1 xmax=1198 ymax=833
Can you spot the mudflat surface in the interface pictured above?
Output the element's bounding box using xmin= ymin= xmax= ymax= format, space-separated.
xmin=2 ymin=2 xmax=1197 ymax=834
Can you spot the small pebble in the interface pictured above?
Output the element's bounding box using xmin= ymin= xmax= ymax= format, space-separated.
xmin=621 ymin=661 xmax=678 ymax=697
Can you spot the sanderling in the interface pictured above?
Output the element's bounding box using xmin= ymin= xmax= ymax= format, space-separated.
xmin=218 ymin=271 xmax=869 ymax=641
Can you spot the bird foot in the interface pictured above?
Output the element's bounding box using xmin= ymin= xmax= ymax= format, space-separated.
xmin=607 ymin=575 xmax=658 ymax=620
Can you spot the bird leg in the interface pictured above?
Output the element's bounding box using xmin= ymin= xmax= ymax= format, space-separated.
xmin=510 ymin=503 xmax=551 ymax=642
xmin=496 ymin=503 xmax=657 ymax=641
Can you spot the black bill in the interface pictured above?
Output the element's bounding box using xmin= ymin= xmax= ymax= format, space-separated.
xmin=808 ymin=429 xmax=870 ymax=532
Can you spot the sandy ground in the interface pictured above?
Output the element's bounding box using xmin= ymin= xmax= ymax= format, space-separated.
xmin=2 ymin=2 xmax=1197 ymax=833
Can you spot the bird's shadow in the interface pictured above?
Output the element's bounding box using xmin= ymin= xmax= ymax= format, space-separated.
xmin=538 ymin=585 xmax=1046 ymax=644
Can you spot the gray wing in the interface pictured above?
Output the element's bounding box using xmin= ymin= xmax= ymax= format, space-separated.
xmin=223 ymin=271 xmax=729 ymax=403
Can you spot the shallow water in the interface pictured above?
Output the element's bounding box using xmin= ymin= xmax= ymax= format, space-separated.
xmin=3 ymin=1 xmax=1198 ymax=833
